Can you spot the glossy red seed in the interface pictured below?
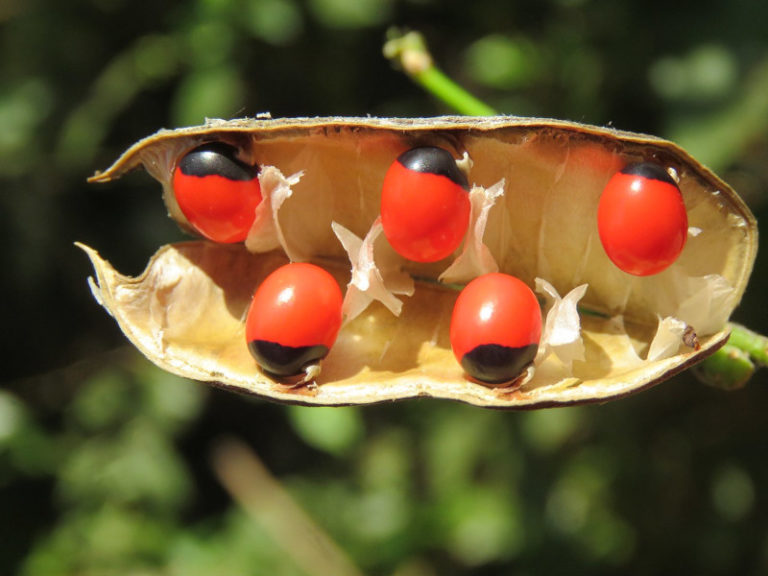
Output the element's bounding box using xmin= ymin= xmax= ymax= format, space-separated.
xmin=381 ymin=146 xmax=470 ymax=263
xmin=173 ymin=142 xmax=262 ymax=243
xmin=450 ymin=273 xmax=542 ymax=384
xmin=597 ymin=162 xmax=688 ymax=276
xmin=245 ymin=263 xmax=343 ymax=377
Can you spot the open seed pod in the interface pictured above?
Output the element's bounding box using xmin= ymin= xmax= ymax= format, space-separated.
xmin=82 ymin=116 xmax=757 ymax=408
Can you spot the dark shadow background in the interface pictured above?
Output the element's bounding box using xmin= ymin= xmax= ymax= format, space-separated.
xmin=2 ymin=0 xmax=768 ymax=574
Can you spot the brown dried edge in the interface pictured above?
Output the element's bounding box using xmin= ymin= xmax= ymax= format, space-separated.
xmin=202 ymin=335 xmax=730 ymax=410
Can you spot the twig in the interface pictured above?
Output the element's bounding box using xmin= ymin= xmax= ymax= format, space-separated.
xmin=693 ymin=324 xmax=768 ymax=390
xmin=211 ymin=438 xmax=365 ymax=576
xmin=726 ymin=322 xmax=768 ymax=366
xmin=383 ymin=30 xmax=497 ymax=116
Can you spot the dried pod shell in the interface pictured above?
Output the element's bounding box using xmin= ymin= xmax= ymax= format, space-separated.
xmin=83 ymin=116 xmax=757 ymax=408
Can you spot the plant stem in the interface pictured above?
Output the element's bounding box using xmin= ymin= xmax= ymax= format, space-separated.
xmin=725 ymin=323 xmax=768 ymax=366
xmin=384 ymin=30 xmax=497 ymax=116
xmin=693 ymin=324 xmax=768 ymax=389
xmin=692 ymin=341 xmax=755 ymax=391
xmin=211 ymin=438 xmax=365 ymax=576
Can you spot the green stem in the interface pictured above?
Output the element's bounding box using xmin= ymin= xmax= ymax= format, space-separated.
xmin=414 ymin=66 xmax=498 ymax=117
xmin=383 ymin=30 xmax=497 ymax=116
xmin=692 ymin=324 xmax=768 ymax=390
xmin=692 ymin=342 xmax=755 ymax=391
xmin=724 ymin=323 xmax=768 ymax=366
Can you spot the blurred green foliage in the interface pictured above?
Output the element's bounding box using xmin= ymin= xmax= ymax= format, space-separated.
xmin=2 ymin=0 xmax=768 ymax=574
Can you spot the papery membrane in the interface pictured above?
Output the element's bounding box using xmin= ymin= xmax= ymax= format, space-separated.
xmin=245 ymin=166 xmax=305 ymax=262
xmin=332 ymin=219 xmax=415 ymax=321
xmin=535 ymin=279 xmax=588 ymax=372
xmin=647 ymin=316 xmax=687 ymax=361
xmin=439 ymin=180 xmax=504 ymax=283
xmin=675 ymin=274 xmax=735 ymax=336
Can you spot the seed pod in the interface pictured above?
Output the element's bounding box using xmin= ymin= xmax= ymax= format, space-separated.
xmin=82 ymin=116 xmax=757 ymax=408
